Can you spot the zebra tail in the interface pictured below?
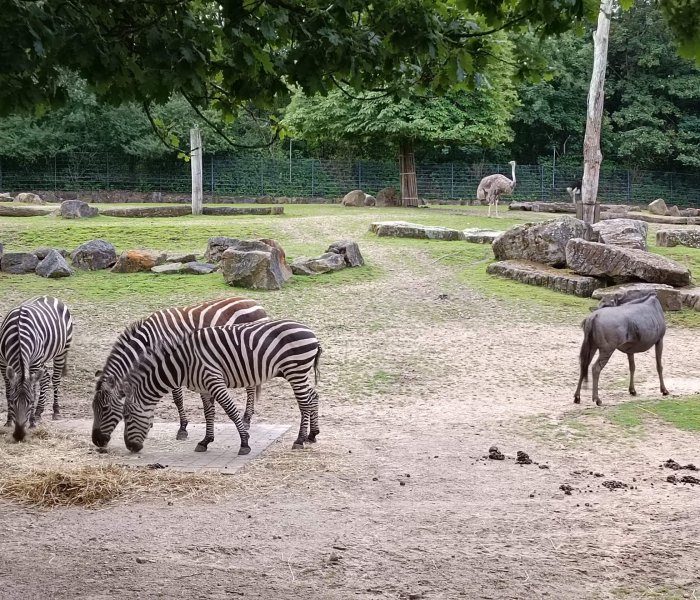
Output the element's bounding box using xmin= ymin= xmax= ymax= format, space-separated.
xmin=313 ymin=345 xmax=322 ymax=385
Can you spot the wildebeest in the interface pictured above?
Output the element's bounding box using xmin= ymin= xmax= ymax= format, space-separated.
xmin=574 ymin=292 xmax=669 ymax=406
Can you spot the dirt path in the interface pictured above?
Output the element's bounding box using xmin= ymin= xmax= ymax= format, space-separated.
xmin=2 ymin=216 xmax=700 ymax=599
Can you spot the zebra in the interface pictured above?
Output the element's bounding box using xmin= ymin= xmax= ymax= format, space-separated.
xmin=92 ymin=297 xmax=268 ymax=452
xmin=0 ymin=296 xmax=73 ymax=441
xmin=96 ymin=320 xmax=321 ymax=455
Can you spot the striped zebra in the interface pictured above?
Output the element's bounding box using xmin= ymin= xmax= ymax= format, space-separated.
xmin=0 ymin=296 xmax=73 ymax=441
xmin=102 ymin=320 xmax=321 ymax=455
xmin=92 ymin=297 xmax=268 ymax=452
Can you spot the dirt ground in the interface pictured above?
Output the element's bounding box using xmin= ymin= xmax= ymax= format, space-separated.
xmin=2 ymin=212 xmax=700 ymax=599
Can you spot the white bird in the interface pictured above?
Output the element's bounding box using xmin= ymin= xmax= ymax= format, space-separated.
xmin=476 ymin=161 xmax=517 ymax=218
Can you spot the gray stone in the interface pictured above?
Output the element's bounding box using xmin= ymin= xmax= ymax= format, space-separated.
xmin=35 ymin=250 xmax=73 ymax=278
xmin=151 ymin=263 xmax=184 ymax=274
xmin=342 ymin=190 xmax=367 ymax=207
xmin=601 ymin=212 xmax=695 ymax=225
xmin=221 ymin=245 xmax=289 ymax=290
xmin=680 ymin=208 xmax=700 ymax=218
xmin=680 ymin=287 xmax=700 ymax=311
xmin=364 ymin=194 xmax=376 ymax=207
xmin=34 ymin=247 xmax=69 ymax=260
xmin=182 ymin=262 xmax=217 ymax=275
xmin=0 ymin=205 xmax=54 ymax=217
xmin=14 ymin=192 xmax=45 ymax=205
xmin=291 ymin=253 xmax=346 ymax=276
xmin=486 ymin=260 xmax=604 ymax=298
xmin=592 ymin=283 xmax=681 ymax=311
xmin=461 ymin=228 xmax=500 ymax=244
xmin=375 ymin=187 xmax=400 ymax=208
xmin=648 ymin=198 xmax=668 ymax=215
xmin=326 ymin=240 xmax=364 ymax=267
xmin=508 ymin=201 xmax=576 ymax=213
xmin=259 ymin=238 xmax=293 ymax=280
xmin=565 ymin=238 xmax=691 ymax=287
xmin=202 ymin=206 xmax=284 ymax=216
xmin=60 ymin=200 xmax=99 ymax=219
xmin=71 ymin=239 xmax=117 ymax=270
xmin=205 ymin=237 xmax=241 ymax=263
xmin=1 ymin=252 xmax=39 ymax=274
xmin=492 ymin=217 xmax=592 ymax=268
xmin=100 ymin=206 xmax=191 ymax=218
xmin=165 ymin=252 xmax=198 ymax=263
xmin=656 ymin=229 xmax=700 ymax=249
xmin=667 ymin=205 xmax=681 ymax=217
xmin=112 ymin=249 xmax=167 ymax=273
xmin=591 ymin=218 xmax=648 ymax=250
xmin=0 ymin=193 xmax=12 ymax=202
xmin=370 ymin=221 xmax=463 ymax=241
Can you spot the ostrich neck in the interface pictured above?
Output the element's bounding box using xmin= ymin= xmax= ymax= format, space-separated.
xmin=511 ymin=164 xmax=516 ymax=184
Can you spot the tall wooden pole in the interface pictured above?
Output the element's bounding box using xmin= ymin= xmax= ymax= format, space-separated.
xmin=399 ymin=140 xmax=419 ymax=207
xmin=581 ymin=0 xmax=614 ymax=224
xmin=190 ymin=127 xmax=203 ymax=215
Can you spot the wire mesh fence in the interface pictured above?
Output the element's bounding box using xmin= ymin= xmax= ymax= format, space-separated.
xmin=0 ymin=153 xmax=698 ymax=205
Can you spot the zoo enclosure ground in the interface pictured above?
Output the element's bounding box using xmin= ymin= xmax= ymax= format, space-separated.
xmin=1 ymin=204 xmax=700 ymax=599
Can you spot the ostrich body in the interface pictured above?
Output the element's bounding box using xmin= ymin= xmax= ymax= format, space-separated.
xmin=476 ymin=161 xmax=516 ymax=217
xmin=566 ymin=179 xmax=582 ymax=203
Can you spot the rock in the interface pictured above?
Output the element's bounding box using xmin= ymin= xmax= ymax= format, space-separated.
xmin=0 ymin=205 xmax=54 ymax=217
xmin=461 ymin=229 xmax=501 ymax=244
xmin=375 ymin=187 xmax=400 ymax=208
xmin=656 ymin=229 xmax=700 ymax=249
xmin=291 ymin=253 xmax=346 ymax=276
xmin=591 ymin=219 xmax=648 ymax=250
xmin=0 ymin=193 xmax=12 ymax=202
xmin=205 ymin=237 xmax=239 ymax=263
xmin=35 ymin=250 xmax=73 ymax=278
xmin=151 ymin=263 xmax=184 ymax=274
xmin=342 ymin=190 xmax=367 ymax=207
xmin=648 ymin=198 xmax=668 ymax=215
xmin=0 ymin=243 xmax=3 ymax=262
xmin=112 ymin=250 xmax=167 ymax=273
xmin=59 ymin=200 xmax=99 ymax=219
xmin=592 ymin=283 xmax=681 ymax=311
xmin=220 ymin=241 xmax=291 ymax=290
xmin=508 ymin=201 xmax=577 ymax=213
xmin=202 ymin=206 xmax=284 ymax=216
xmin=326 ymin=240 xmax=364 ymax=267
xmin=667 ymin=205 xmax=681 ymax=217
xmin=100 ymin=205 xmax=191 ymax=218
xmin=680 ymin=208 xmax=700 ymax=218
xmin=181 ymin=262 xmax=217 ymax=275
xmin=601 ymin=212 xmax=695 ymax=225
xmin=679 ymin=287 xmax=700 ymax=311
xmin=486 ymin=260 xmax=604 ymax=298
xmin=165 ymin=252 xmax=198 ymax=263
xmin=14 ymin=192 xmax=45 ymax=205
xmin=492 ymin=217 xmax=592 ymax=268
xmin=1 ymin=252 xmax=39 ymax=274
xmin=364 ymin=194 xmax=376 ymax=207
xmin=71 ymin=239 xmax=117 ymax=270
xmin=370 ymin=221 xmax=462 ymax=241
xmin=34 ymin=247 xmax=69 ymax=260
xmin=565 ymin=239 xmax=691 ymax=287
xmin=260 ymin=238 xmax=293 ymax=279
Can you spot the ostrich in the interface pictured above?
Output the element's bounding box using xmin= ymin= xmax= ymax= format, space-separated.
xmin=566 ymin=179 xmax=582 ymax=203
xmin=476 ymin=161 xmax=516 ymax=217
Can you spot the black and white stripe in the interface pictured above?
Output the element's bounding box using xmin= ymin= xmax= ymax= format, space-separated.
xmin=117 ymin=320 xmax=321 ymax=455
xmin=0 ymin=296 xmax=73 ymax=441
xmin=92 ymin=297 xmax=268 ymax=452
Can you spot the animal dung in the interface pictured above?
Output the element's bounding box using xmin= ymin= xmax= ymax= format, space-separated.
xmin=516 ymin=451 xmax=532 ymax=465
xmin=488 ymin=446 xmax=505 ymax=460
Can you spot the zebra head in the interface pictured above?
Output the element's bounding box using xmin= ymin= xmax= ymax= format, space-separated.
xmin=122 ymin=392 xmax=154 ymax=453
xmin=91 ymin=370 xmax=124 ymax=448
xmin=6 ymin=366 xmax=40 ymax=442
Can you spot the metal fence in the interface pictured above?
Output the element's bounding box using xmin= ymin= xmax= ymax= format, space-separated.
xmin=1 ymin=153 xmax=699 ymax=205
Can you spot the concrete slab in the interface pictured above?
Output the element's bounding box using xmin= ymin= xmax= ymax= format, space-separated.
xmin=52 ymin=419 xmax=291 ymax=474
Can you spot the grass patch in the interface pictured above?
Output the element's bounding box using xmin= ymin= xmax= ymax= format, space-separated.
xmin=608 ymin=396 xmax=700 ymax=432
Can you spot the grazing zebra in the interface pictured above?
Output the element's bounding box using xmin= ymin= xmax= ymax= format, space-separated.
xmin=92 ymin=297 xmax=268 ymax=452
xmin=100 ymin=320 xmax=321 ymax=455
xmin=0 ymin=296 xmax=73 ymax=441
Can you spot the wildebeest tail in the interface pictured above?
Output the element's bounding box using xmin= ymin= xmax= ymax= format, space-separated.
xmin=579 ymin=316 xmax=596 ymax=383
xmin=313 ymin=345 xmax=322 ymax=385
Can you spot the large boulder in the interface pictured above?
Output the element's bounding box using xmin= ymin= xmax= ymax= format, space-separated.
xmin=34 ymin=247 xmax=69 ymax=260
xmin=656 ymin=229 xmax=700 ymax=249
xmin=375 ymin=187 xmax=400 ymax=208
xmin=291 ymin=253 xmax=346 ymax=276
xmin=205 ymin=237 xmax=240 ymax=263
xmin=342 ymin=190 xmax=366 ymax=207
xmin=326 ymin=240 xmax=364 ymax=267
xmin=1 ymin=252 xmax=39 ymax=274
xmin=592 ymin=283 xmax=681 ymax=311
xmin=370 ymin=221 xmax=462 ymax=241
xmin=0 ymin=205 xmax=53 ymax=217
xmin=667 ymin=205 xmax=681 ymax=217
xmin=565 ymin=238 xmax=691 ymax=287
xmin=680 ymin=208 xmax=700 ymax=218
xmin=591 ymin=218 xmax=648 ymax=250
xmin=486 ymin=260 xmax=604 ymax=298
xmin=492 ymin=217 xmax=592 ymax=268
xmin=364 ymin=194 xmax=376 ymax=207
xmin=220 ymin=240 xmax=291 ymax=290
xmin=71 ymin=239 xmax=117 ymax=270
xmin=260 ymin=238 xmax=293 ymax=279
xmin=14 ymin=192 xmax=45 ymax=205
xmin=35 ymin=250 xmax=73 ymax=278
xmin=0 ymin=193 xmax=12 ymax=202
xmin=100 ymin=205 xmax=191 ymax=218
xmin=111 ymin=249 xmax=167 ymax=273
xmin=60 ymin=200 xmax=99 ymax=219
xmin=648 ymin=198 xmax=668 ymax=215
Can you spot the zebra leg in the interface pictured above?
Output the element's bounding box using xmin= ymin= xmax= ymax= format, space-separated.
xmin=195 ymin=393 xmax=216 ymax=452
xmin=2 ymin=366 xmax=13 ymax=428
xmin=306 ymin=389 xmax=320 ymax=444
xmin=242 ymin=385 xmax=260 ymax=430
xmin=31 ymin=367 xmax=51 ymax=427
xmin=172 ymin=387 xmax=189 ymax=440
xmin=51 ymin=351 xmax=69 ymax=419
xmin=209 ymin=383 xmax=250 ymax=455
xmin=291 ymin=383 xmax=313 ymax=450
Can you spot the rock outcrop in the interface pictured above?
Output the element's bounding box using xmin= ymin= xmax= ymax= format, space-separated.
xmin=71 ymin=239 xmax=117 ymax=270
xmin=14 ymin=192 xmax=45 ymax=205
xmin=648 ymin=198 xmax=668 ymax=215
xmin=591 ymin=218 xmax=648 ymax=250
xmin=591 ymin=283 xmax=681 ymax=311
xmin=486 ymin=260 xmax=604 ymax=298
xmin=371 ymin=221 xmax=463 ymax=241
xmin=656 ymin=229 xmax=700 ymax=249
xmin=35 ymin=250 xmax=73 ymax=278
xmin=342 ymin=190 xmax=367 ymax=207
xmin=220 ymin=240 xmax=291 ymax=290
xmin=326 ymin=240 xmax=364 ymax=267
xmin=1 ymin=252 xmax=39 ymax=274
xmin=60 ymin=200 xmax=99 ymax=219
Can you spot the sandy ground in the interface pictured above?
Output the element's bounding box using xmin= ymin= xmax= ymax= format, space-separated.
xmin=1 ymin=214 xmax=700 ymax=599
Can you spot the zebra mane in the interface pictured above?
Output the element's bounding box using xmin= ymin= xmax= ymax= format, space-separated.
xmin=122 ymin=328 xmax=189 ymax=390
xmin=100 ymin=319 xmax=148 ymax=382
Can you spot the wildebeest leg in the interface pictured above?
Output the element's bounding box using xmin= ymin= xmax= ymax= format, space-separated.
xmin=592 ymin=350 xmax=614 ymax=406
xmin=195 ymin=393 xmax=216 ymax=452
xmin=172 ymin=387 xmax=189 ymax=440
xmin=627 ymin=353 xmax=637 ymax=396
xmin=31 ymin=367 xmax=51 ymax=426
xmin=655 ymin=339 xmax=670 ymax=396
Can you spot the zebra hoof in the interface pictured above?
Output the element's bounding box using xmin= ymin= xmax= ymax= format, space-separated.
xmin=194 ymin=444 xmax=208 ymax=453
xmin=52 ymin=413 xmax=60 ymax=421
xmin=292 ymin=442 xmax=305 ymax=450
xmin=238 ymin=445 xmax=251 ymax=456
xmin=176 ymin=430 xmax=188 ymax=441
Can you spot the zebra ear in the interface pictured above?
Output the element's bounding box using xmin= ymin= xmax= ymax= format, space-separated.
xmin=5 ymin=366 xmax=18 ymax=383
xmin=95 ymin=370 xmax=103 ymax=379
xmin=29 ymin=370 xmax=41 ymax=384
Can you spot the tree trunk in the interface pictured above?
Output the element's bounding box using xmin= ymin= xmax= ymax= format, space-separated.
xmin=399 ymin=140 xmax=419 ymax=207
xmin=190 ymin=127 xmax=203 ymax=215
xmin=581 ymin=0 xmax=613 ymax=225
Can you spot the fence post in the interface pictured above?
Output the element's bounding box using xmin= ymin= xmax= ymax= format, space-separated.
xmin=260 ymin=157 xmax=264 ymax=196
xmin=450 ymin=163 xmax=454 ymax=200
xmin=54 ymin=156 xmax=57 ymax=192
xmin=311 ymin=159 xmax=315 ymax=197
xmin=626 ymin=170 xmax=631 ymax=203
xmin=358 ymin=160 xmax=362 ymax=190
xmin=210 ymin=155 xmax=215 ymax=200
xmin=0 ymin=157 xmax=3 ymax=191
xmin=540 ymin=165 xmax=545 ymax=200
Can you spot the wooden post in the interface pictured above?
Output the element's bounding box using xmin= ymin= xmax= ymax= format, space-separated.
xmin=399 ymin=140 xmax=419 ymax=207
xmin=190 ymin=127 xmax=203 ymax=215
xmin=581 ymin=0 xmax=613 ymax=224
